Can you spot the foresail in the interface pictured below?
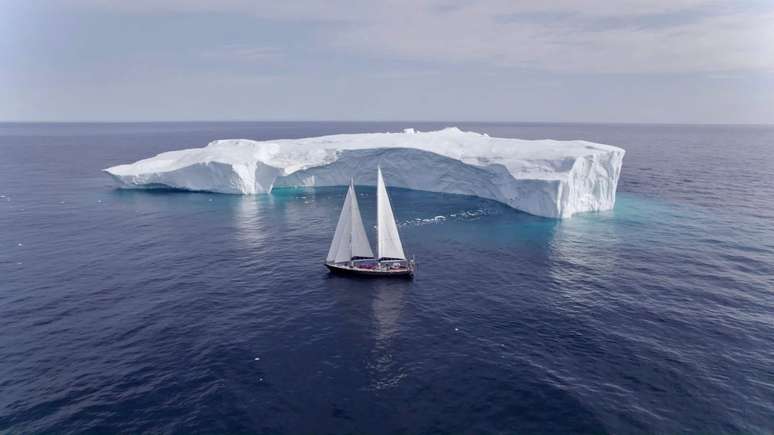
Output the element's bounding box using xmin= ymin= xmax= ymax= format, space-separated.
xmin=327 ymin=182 xmax=374 ymax=263
xmin=327 ymin=185 xmax=353 ymax=263
xmin=377 ymin=167 xmax=406 ymax=260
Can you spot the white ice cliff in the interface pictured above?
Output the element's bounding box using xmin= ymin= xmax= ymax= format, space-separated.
xmin=104 ymin=128 xmax=625 ymax=218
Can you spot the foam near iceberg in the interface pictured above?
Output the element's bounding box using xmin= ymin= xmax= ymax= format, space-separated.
xmin=104 ymin=127 xmax=625 ymax=218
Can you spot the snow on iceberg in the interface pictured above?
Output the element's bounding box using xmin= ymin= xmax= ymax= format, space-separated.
xmin=104 ymin=127 xmax=625 ymax=218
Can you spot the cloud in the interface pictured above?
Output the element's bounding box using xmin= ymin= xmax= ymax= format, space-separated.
xmin=71 ymin=0 xmax=719 ymax=19
xmin=13 ymin=0 xmax=774 ymax=78
xmin=326 ymin=1 xmax=774 ymax=73
xmin=66 ymin=0 xmax=774 ymax=74
xmin=198 ymin=44 xmax=283 ymax=63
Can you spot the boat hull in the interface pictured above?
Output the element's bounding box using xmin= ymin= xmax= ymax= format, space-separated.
xmin=325 ymin=262 xmax=414 ymax=278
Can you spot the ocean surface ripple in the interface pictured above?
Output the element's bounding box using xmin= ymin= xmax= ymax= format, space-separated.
xmin=1 ymin=122 xmax=773 ymax=434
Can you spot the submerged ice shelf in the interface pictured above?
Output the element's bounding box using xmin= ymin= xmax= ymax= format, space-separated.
xmin=104 ymin=128 xmax=625 ymax=218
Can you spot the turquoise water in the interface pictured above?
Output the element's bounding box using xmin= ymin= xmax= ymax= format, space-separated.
xmin=1 ymin=122 xmax=773 ymax=433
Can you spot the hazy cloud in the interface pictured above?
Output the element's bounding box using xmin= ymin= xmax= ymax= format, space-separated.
xmin=67 ymin=0 xmax=774 ymax=73
xmin=198 ymin=45 xmax=283 ymax=63
xmin=3 ymin=0 xmax=773 ymax=122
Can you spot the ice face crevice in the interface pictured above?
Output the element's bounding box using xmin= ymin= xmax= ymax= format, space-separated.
xmin=104 ymin=127 xmax=625 ymax=218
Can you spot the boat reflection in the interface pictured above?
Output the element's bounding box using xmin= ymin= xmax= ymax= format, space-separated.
xmin=368 ymin=280 xmax=409 ymax=391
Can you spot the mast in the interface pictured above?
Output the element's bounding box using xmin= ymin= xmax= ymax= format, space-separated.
xmin=327 ymin=179 xmax=374 ymax=263
xmin=376 ymin=167 xmax=406 ymax=260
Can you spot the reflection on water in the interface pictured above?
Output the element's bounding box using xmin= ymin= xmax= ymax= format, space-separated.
xmin=368 ymin=280 xmax=409 ymax=391
xmin=546 ymin=194 xmax=694 ymax=300
xmin=372 ymin=281 xmax=406 ymax=343
xmin=548 ymin=213 xmax=622 ymax=278
xmin=233 ymin=196 xmax=264 ymax=250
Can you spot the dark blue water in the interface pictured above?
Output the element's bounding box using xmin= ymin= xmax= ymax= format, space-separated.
xmin=1 ymin=122 xmax=773 ymax=434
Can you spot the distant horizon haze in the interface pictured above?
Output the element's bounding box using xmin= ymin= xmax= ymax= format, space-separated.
xmin=1 ymin=120 xmax=773 ymax=127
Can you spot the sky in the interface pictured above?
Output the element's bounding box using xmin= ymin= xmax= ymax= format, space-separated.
xmin=2 ymin=0 xmax=774 ymax=123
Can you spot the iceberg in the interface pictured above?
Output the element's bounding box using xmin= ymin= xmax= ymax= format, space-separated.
xmin=104 ymin=127 xmax=625 ymax=218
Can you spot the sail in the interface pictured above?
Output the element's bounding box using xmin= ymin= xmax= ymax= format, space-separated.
xmin=327 ymin=180 xmax=374 ymax=263
xmin=348 ymin=182 xmax=374 ymax=259
xmin=377 ymin=167 xmax=406 ymax=260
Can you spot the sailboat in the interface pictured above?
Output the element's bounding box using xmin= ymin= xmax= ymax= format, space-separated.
xmin=325 ymin=167 xmax=416 ymax=278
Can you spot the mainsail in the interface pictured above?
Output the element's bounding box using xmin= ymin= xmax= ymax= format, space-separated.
xmin=327 ymin=180 xmax=374 ymax=263
xmin=377 ymin=167 xmax=406 ymax=260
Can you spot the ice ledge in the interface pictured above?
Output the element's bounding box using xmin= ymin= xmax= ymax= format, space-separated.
xmin=104 ymin=127 xmax=625 ymax=218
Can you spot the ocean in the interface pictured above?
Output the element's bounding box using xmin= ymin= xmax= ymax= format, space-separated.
xmin=1 ymin=122 xmax=773 ymax=433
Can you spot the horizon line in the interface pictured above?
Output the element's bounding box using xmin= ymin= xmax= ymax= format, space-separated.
xmin=1 ymin=119 xmax=773 ymax=127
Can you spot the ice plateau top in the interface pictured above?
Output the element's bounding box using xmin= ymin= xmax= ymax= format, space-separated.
xmin=105 ymin=127 xmax=625 ymax=218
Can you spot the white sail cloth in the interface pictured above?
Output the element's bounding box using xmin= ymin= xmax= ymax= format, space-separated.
xmin=377 ymin=167 xmax=406 ymax=260
xmin=327 ymin=181 xmax=374 ymax=263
